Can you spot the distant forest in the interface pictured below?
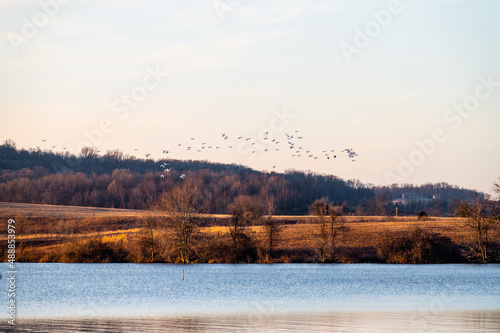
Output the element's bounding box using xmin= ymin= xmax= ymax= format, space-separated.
xmin=0 ymin=140 xmax=484 ymax=216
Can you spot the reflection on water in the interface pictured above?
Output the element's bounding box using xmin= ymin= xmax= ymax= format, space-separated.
xmin=8 ymin=311 xmax=500 ymax=333
xmin=1 ymin=263 xmax=499 ymax=332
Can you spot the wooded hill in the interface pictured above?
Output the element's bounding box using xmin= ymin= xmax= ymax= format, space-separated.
xmin=0 ymin=140 xmax=484 ymax=216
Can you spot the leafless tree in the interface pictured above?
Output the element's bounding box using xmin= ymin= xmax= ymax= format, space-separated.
xmin=157 ymin=181 xmax=202 ymax=263
xmin=137 ymin=215 xmax=160 ymax=262
xmin=312 ymin=198 xmax=330 ymax=262
xmin=262 ymin=198 xmax=281 ymax=260
xmin=493 ymin=178 xmax=500 ymax=201
xmin=311 ymin=198 xmax=348 ymax=262
xmin=368 ymin=194 xmax=390 ymax=216
xmin=80 ymin=146 xmax=98 ymax=159
xmin=228 ymin=195 xmax=265 ymax=247
xmin=456 ymin=199 xmax=499 ymax=263
xmin=227 ymin=195 xmax=264 ymax=262
xmin=329 ymin=206 xmax=348 ymax=257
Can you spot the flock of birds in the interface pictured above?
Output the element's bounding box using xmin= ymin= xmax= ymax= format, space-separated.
xmin=34 ymin=130 xmax=358 ymax=180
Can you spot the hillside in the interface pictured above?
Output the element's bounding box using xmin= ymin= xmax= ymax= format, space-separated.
xmin=0 ymin=140 xmax=484 ymax=216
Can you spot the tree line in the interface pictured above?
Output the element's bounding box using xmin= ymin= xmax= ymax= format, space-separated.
xmin=0 ymin=140 xmax=486 ymax=215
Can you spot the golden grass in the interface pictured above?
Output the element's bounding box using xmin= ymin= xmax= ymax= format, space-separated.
xmin=2 ymin=202 xmax=498 ymax=263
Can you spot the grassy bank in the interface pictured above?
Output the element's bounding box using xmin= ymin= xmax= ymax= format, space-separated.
xmin=1 ymin=202 xmax=498 ymax=264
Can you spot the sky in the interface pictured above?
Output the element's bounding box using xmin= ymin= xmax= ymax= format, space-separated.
xmin=1 ymin=0 xmax=499 ymax=194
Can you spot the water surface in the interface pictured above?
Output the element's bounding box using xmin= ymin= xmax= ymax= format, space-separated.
xmin=1 ymin=263 xmax=499 ymax=332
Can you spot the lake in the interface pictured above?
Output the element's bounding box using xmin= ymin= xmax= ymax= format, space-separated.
xmin=1 ymin=263 xmax=499 ymax=332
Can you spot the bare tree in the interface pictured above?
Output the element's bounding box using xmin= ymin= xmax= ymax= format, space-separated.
xmin=311 ymin=198 xmax=348 ymax=262
xmin=80 ymin=146 xmax=98 ymax=159
xmin=228 ymin=195 xmax=265 ymax=246
xmin=494 ymin=178 xmax=500 ymax=201
xmin=329 ymin=205 xmax=348 ymax=257
xmin=228 ymin=195 xmax=264 ymax=262
xmin=262 ymin=198 xmax=281 ymax=260
xmin=137 ymin=215 xmax=160 ymax=262
xmin=157 ymin=181 xmax=202 ymax=263
xmin=312 ymin=198 xmax=330 ymax=262
xmin=456 ymin=199 xmax=499 ymax=263
xmin=368 ymin=194 xmax=390 ymax=216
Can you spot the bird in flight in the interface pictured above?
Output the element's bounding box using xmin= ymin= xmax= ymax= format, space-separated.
xmin=180 ymin=174 xmax=186 ymax=179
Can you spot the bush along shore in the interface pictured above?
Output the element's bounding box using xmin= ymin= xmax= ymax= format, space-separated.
xmin=2 ymin=196 xmax=499 ymax=264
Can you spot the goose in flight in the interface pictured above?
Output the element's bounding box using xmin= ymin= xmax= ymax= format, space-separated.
xmin=180 ymin=174 xmax=186 ymax=179
xmin=42 ymin=139 xmax=47 ymax=142
xmin=51 ymin=145 xmax=57 ymax=149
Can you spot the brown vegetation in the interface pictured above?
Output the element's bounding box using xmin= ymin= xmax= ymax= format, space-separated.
xmin=2 ymin=202 xmax=499 ymax=264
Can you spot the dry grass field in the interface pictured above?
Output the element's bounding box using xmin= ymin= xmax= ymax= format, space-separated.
xmin=1 ymin=202 xmax=498 ymax=263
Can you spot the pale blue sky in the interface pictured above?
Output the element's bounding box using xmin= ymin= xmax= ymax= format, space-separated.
xmin=1 ymin=0 xmax=499 ymax=194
